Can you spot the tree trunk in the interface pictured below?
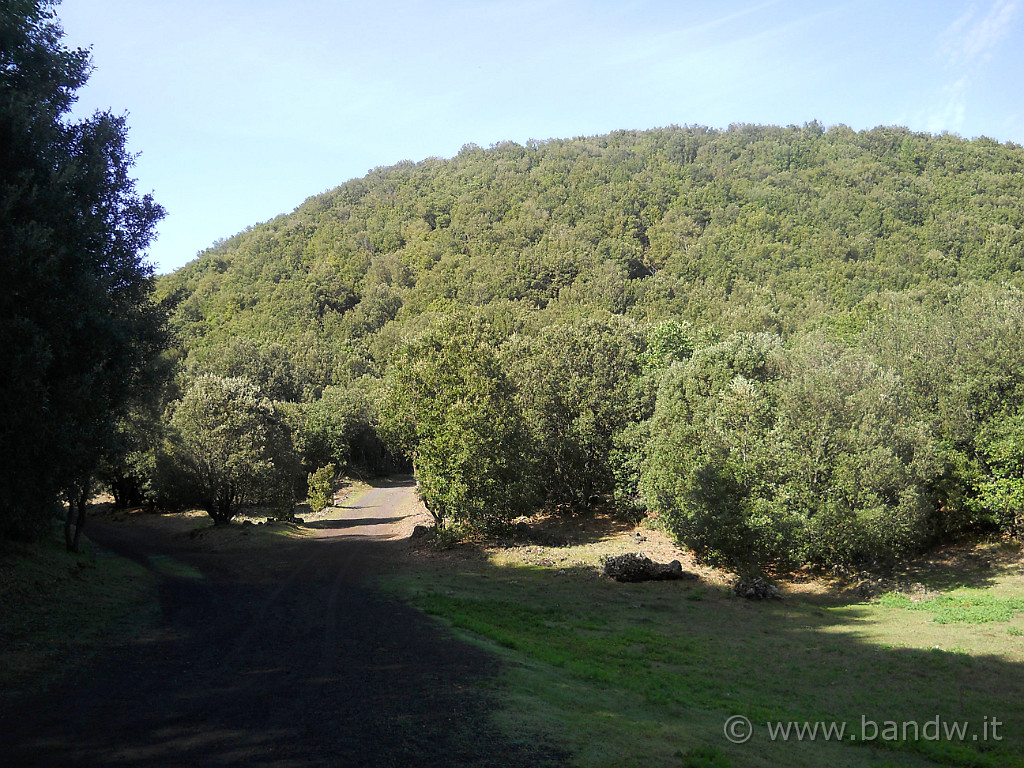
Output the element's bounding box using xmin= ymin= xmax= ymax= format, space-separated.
xmin=71 ymin=488 xmax=87 ymax=552
xmin=64 ymin=487 xmax=88 ymax=553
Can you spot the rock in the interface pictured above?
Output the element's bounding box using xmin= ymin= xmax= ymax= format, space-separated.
xmin=410 ymin=524 xmax=431 ymax=539
xmin=854 ymin=580 xmax=876 ymax=599
xmin=603 ymin=553 xmax=696 ymax=582
xmin=733 ymin=576 xmax=782 ymax=600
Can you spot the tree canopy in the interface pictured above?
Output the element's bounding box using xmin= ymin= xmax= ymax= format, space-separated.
xmin=0 ymin=0 xmax=166 ymax=541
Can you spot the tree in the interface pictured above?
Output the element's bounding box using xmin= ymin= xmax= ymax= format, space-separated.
xmin=0 ymin=1 xmax=166 ymax=542
xmin=295 ymin=384 xmax=374 ymax=470
xmin=379 ymin=314 xmax=537 ymax=531
xmin=642 ymin=332 xmax=940 ymax=573
xmin=972 ymin=410 xmax=1024 ymax=538
xmin=507 ymin=315 xmax=649 ymax=508
xmin=158 ymin=376 xmax=298 ymax=525
xmin=641 ymin=333 xmax=789 ymax=573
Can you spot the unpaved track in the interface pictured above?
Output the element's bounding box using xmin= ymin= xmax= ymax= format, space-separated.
xmin=2 ymin=481 xmax=565 ymax=767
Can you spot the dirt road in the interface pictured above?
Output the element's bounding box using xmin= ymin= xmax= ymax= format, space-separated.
xmin=2 ymin=481 xmax=565 ymax=767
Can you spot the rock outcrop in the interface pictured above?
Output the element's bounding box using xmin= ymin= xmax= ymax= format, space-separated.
xmin=733 ymin=576 xmax=782 ymax=600
xmin=603 ymin=553 xmax=697 ymax=582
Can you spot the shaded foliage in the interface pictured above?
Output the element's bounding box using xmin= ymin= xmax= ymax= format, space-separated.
xmin=158 ymin=376 xmax=298 ymax=524
xmin=1 ymin=1 xmax=166 ymax=541
xmin=507 ymin=315 xmax=650 ymax=506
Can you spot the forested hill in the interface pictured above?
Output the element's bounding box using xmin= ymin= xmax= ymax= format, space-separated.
xmin=159 ymin=122 xmax=1024 ymax=379
xmin=140 ymin=122 xmax=1024 ymax=569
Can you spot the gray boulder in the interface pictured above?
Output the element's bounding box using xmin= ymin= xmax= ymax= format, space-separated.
xmin=733 ymin=576 xmax=782 ymax=600
xmin=603 ymin=552 xmax=696 ymax=582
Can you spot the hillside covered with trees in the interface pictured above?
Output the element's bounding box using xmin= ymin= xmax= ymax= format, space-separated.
xmin=143 ymin=123 xmax=1024 ymax=574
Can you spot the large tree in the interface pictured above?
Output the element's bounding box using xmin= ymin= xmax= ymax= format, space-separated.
xmin=507 ymin=315 xmax=650 ymax=507
xmin=379 ymin=315 xmax=538 ymax=531
xmin=158 ymin=375 xmax=299 ymax=525
xmin=0 ymin=1 xmax=166 ymax=541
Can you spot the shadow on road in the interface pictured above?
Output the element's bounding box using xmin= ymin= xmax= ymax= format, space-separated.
xmin=1 ymin=487 xmax=567 ymax=768
xmin=304 ymin=514 xmax=416 ymax=530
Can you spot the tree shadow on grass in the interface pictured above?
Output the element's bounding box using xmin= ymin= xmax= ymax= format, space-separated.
xmin=304 ymin=514 xmax=417 ymax=530
xmin=789 ymin=539 xmax=1024 ymax=608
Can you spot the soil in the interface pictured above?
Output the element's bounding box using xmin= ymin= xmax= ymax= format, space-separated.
xmin=0 ymin=479 xmax=567 ymax=768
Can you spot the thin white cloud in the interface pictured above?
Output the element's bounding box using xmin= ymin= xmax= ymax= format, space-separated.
xmin=599 ymin=0 xmax=784 ymax=70
xmin=926 ymin=75 xmax=969 ymax=133
xmin=929 ymin=0 xmax=1018 ymax=132
xmin=945 ymin=0 xmax=1018 ymax=65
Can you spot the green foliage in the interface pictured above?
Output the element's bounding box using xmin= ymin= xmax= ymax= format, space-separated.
xmin=642 ymin=333 xmax=940 ymax=572
xmin=158 ymin=375 xmax=299 ymax=524
xmin=860 ymin=284 xmax=1024 ymax=537
xmin=639 ymin=319 xmax=695 ymax=372
xmin=0 ymin=1 xmax=166 ymax=540
xmin=160 ymin=124 xmax=1024 ymax=375
xmin=186 ymin=339 xmax=305 ymax=401
xmin=379 ymin=315 xmax=537 ymax=530
xmin=294 ymin=384 xmax=375 ymax=470
xmin=508 ymin=315 xmax=650 ymax=507
xmin=306 ymin=463 xmax=335 ymax=513
xmin=972 ymin=411 xmax=1024 ymax=538
xmin=146 ymin=122 xmax=1024 ymax=564
xmin=641 ymin=333 xmax=790 ymax=572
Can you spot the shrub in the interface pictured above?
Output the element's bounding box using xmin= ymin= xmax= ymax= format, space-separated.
xmin=642 ymin=333 xmax=940 ymax=572
xmin=306 ymin=464 xmax=336 ymax=513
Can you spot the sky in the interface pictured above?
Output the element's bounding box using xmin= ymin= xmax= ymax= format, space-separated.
xmin=57 ymin=0 xmax=1024 ymax=274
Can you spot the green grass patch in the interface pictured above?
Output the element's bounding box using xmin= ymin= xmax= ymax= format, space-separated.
xmin=878 ymin=589 xmax=1024 ymax=624
xmin=384 ymin=560 xmax=1024 ymax=768
xmin=0 ymin=529 xmax=158 ymax=715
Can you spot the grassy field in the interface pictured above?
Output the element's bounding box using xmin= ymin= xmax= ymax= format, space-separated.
xmin=382 ymin=516 xmax=1024 ymax=768
xmin=0 ymin=525 xmax=158 ymax=716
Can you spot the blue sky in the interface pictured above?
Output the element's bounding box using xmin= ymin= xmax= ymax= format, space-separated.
xmin=58 ymin=0 xmax=1023 ymax=274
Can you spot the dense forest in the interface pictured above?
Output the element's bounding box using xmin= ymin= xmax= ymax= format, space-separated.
xmin=122 ymin=123 xmax=1024 ymax=573
xmin=138 ymin=123 xmax=1024 ymax=573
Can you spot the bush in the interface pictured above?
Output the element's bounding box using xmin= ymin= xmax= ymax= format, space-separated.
xmin=306 ymin=464 xmax=336 ymax=513
xmin=642 ymin=333 xmax=940 ymax=572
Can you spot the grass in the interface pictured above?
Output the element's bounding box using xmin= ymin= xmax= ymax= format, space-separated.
xmin=877 ymin=589 xmax=1024 ymax=624
xmin=381 ymin=528 xmax=1024 ymax=768
xmin=0 ymin=525 xmax=158 ymax=715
